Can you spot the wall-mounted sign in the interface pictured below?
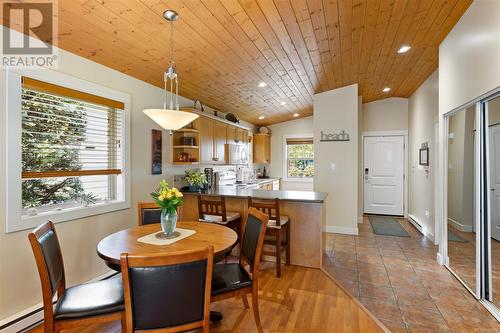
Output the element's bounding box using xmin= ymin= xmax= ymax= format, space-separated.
xmin=320 ymin=130 xmax=350 ymax=142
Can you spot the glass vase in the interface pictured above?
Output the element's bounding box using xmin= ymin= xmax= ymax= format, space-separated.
xmin=160 ymin=209 xmax=178 ymax=238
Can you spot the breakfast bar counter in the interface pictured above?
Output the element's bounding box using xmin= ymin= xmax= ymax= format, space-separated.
xmin=179 ymin=189 xmax=327 ymax=268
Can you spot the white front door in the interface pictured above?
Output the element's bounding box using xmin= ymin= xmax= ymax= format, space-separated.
xmin=489 ymin=124 xmax=500 ymax=241
xmin=363 ymin=136 xmax=404 ymax=215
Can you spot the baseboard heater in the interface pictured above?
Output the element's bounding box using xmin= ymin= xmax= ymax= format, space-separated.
xmin=0 ymin=271 xmax=117 ymax=333
xmin=407 ymin=214 xmax=424 ymax=234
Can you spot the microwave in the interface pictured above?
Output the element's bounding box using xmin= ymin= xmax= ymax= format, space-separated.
xmin=225 ymin=143 xmax=249 ymax=165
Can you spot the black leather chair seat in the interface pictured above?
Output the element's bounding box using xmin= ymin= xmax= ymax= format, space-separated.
xmin=54 ymin=274 xmax=124 ymax=320
xmin=211 ymin=263 xmax=252 ymax=296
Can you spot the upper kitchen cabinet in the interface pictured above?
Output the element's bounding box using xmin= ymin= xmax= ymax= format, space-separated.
xmin=213 ymin=121 xmax=227 ymax=164
xmin=235 ymin=127 xmax=245 ymax=144
xmin=253 ymin=133 xmax=271 ymax=164
xmin=226 ymin=125 xmax=236 ymax=144
xmin=199 ymin=116 xmax=214 ymax=164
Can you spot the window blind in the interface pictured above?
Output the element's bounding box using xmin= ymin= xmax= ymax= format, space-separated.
xmin=286 ymin=138 xmax=313 ymax=145
xmin=21 ymin=77 xmax=123 ymax=180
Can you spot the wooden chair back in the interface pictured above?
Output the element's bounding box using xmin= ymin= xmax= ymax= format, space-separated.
xmin=240 ymin=208 xmax=269 ymax=276
xmin=28 ymin=221 xmax=66 ymax=329
xmin=121 ymin=247 xmax=214 ymax=333
xmin=247 ymin=197 xmax=281 ymax=222
xmin=198 ymin=194 xmax=227 ymax=222
xmin=137 ymin=202 xmax=161 ymax=226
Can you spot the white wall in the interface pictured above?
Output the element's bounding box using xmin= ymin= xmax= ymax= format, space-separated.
xmin=408 ymin=71 xmax=438 ymax=241
xmin=267 ymin=117 xmax=313 ymax=191
xmin=313 ymin=84 xmax=358 ymax=234
xmin=437 ymin=0 xmax=500 ymax=262
xmin=439 ymin=1 xmax=500 ymax=116
xmin=362 ymin=97 xmax=408 ymax=132
xmin=0 ymin=28 xmax=250 ymax=322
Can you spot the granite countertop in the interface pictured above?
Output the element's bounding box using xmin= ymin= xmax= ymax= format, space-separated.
xmin=182 ymin=187 xmax=327 ymax=203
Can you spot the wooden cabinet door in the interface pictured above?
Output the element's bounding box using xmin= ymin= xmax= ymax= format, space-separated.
xmin=242 ymin=130 xmax=249 ymax=144
xmin=199 ymin=116 xmax=214 ymax=164
xmin=253 ymin=134 xmax=271 ymax=163
xmin=235 ymin=128 xmax=244 ymax=143
xmin=226 ymin=125 xmax=236 ymax=144
xmin=213 ymin=121 xmax=227 ymax=164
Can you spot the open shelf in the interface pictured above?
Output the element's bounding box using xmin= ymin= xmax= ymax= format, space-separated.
xmin=172 ymin=162 xmax=199 ymax=165
xmin=172 ymin=145 xmax=199 ymax=149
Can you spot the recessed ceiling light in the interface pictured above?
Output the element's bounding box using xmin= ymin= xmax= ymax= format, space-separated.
xmin=258 ymin=82 xmax=267 ymax=88
xmin=259 ymin=116 xmax=265 ymax=119
xmin=280 ymin=101 xmax=286 ymax=105
xmin=293 ymin=113 xmax=299 ymax=117
xmin=382 ymin=87 xmax=391 ymax=93
xmin=397 ymin=45 xmax=411 ymax=53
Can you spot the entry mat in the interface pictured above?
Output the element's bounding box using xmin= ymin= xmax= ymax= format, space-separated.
xmin=369 ymin=215 xmax=411 ymax=238
xmin=448 ymin=229 xmax=468 ymax=243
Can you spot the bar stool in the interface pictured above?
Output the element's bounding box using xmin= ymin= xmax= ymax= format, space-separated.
xmin=197 ymin=194 xmax=242 ymax=251
xmin=247 ymin=197 xmax=290 ymax=277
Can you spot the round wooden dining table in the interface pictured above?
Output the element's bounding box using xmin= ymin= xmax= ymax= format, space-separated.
xmin=97 ymin=221 xmax=238 ymax=271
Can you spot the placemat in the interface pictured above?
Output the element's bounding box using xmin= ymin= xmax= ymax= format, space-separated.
xmin=137 ymin=228 xmax=196 ymax=245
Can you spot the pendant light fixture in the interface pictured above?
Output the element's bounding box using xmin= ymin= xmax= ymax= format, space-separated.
xmin=143 ymin=9 xmax=198 ymax=130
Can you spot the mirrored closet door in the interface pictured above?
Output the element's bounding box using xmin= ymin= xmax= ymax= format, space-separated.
xmin=445 ymin=90 xmax=500 ymax=319
xmin=446 ymin=105 xmax=478 ymax=295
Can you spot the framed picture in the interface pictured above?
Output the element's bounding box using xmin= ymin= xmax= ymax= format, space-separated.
xmin=151 ymin=129 xmax=162 ymax=174
xmin=419 ymin=147 xmax=429 ymax=166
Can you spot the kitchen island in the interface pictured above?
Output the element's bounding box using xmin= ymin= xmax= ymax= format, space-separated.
xmin=179 ymin=188 xmax=327 ymax=268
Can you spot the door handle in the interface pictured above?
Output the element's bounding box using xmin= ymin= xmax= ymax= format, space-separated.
xmin=492 ymin=189 xmax=495 ymax=192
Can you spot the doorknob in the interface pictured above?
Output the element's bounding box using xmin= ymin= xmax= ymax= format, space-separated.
xmin=492 ymin=189 xmax=495 ymax=191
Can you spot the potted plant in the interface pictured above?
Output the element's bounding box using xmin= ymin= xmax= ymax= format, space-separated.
xmin=150 ymin=179 xmax=183 ymax=238
xmin=185 ymin=169 xmax=207 ymax=192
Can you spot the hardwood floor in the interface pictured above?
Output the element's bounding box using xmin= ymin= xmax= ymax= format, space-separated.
xmin=28 ymin=263 xmax=386 ymax=333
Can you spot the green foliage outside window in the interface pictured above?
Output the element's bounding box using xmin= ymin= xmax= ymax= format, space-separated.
xmin=287 ymin=143 xmax=314 ymax=178
xmin=22 ymin=89 xmax=87 ymax=208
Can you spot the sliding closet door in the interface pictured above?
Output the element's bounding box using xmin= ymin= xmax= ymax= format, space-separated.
xmin=486 ymin=94 xmax=500 ymax=310
xmin=447 ymin=106 xmax=478 ymax=294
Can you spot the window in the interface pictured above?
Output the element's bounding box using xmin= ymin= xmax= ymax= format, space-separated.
xmin=285 ymin=137 xmax=314 ymax=180
xmin=5 ymin=70 xmax=130 ymax=232
xmin=21 ymin=77 xmax=123 ymax=215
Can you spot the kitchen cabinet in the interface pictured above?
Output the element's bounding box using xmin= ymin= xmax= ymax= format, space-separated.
xmin=253 ymin=133 xmax=271 ymax=164
xmin=226 ymin=126 xmax=236 ymax=143
xmin=199 ymin=116 xmax=214 ymax=164
xmin=235 ymin=127 xmax=245 ymax=143
xmin=213 ymin=121 xmax=227 ymax=164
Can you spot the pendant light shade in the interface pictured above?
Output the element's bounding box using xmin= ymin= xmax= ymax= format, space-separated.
xmin=143 ymin=9 xmax=199 ymax=130
xmin=143 ymin=108 xmax=199 ymax=130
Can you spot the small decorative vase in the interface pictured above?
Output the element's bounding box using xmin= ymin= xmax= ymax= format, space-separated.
xmin=160 ymin=209 xmax=178 ymax=238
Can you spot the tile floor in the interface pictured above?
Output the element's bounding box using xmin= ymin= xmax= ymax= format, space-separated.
xmin=322 ymin=216 xmax=500 ymax=333
xmin=447 ymin=224 xmax=500 ymax=309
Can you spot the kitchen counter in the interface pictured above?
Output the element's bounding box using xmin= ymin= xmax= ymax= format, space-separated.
xmin=179 ymin=188 xmax=327 ymax=268
xmin=182 ymin=187 xmax=327 ymax=203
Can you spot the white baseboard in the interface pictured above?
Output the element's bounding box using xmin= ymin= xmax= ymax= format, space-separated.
xmin=324 ymin=225 xmax=359 ymax=235
xmin=436 ymin=252 xmax=445 ymax=265
xmin=0 ymin=270 xmax=116 ymax=333
xmin=448 ymin=217 xmax=473 ymax=232
xmin=358 ymin=216 xmax=363 ymax=224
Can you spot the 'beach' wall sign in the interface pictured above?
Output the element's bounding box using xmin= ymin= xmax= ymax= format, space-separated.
xmin=320 ymin=130 xmax=350 ymax=142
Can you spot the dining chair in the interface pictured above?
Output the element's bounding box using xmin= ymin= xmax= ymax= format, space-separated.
xmin=210 ymin=207 xmax=269 ymax=333
xmin=120 ymin=247 xmax=214 ymax=333
xmin=28 ymin=221 xmax=125 ymax=333
xmin=137 ymin=202 xmax=161 ymax=225
xmin=198 ymin=194 xmax=241 ymax=252
xmin=248 ymin=197 xmax=290 ymax=277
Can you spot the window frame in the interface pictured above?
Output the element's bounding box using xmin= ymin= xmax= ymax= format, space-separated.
xmin=4 ymin=69 xmax=131 ymax=233
xmin=282 ymin=133 xmax=314 ymax=183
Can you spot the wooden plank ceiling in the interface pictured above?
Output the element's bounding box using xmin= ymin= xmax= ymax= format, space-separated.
xmin=5 ymin=0 xmax=472 ymax=125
